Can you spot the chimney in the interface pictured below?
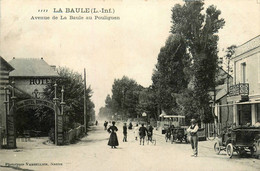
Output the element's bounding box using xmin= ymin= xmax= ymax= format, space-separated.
xmin=50 ymin=65 xmax=56 ymax=71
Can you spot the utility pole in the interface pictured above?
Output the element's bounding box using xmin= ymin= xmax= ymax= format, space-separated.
xmin=84 ymin=68 xmax=87 ymax=133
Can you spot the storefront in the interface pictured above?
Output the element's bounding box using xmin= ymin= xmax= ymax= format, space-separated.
xmin=226 ymin=35 xmax=260 ymax=127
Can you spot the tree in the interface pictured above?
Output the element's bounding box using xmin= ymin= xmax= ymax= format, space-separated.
xmin=99 ymin=76 xmax=143 ymax=120
xmin=98 ymin=106 xmax=113 ymax=120
xmin=98 ymin=94 xmax=114 ymax=119
xmin=224 ymin=45 xmax=237 ymax=83
xmin=43 ymin=67 xmax=95 ymax=130
xmin=152 ymin=34 xmax=190 ymax=115
xmin=111 ymin=76 xmax=142 ymax=119
xmin=105 ymin=94 xmax=113 ymax=108
xmin=136 ymin=86 xmax=158 ymax=120
xmin=170 ymin=0 xmax=225 ymax=123
xmin=175 ymin=89 xmax=200 ymax=125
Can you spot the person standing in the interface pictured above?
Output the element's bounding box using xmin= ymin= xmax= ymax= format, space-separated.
xmin=123 ymin=123 xmax=127 ymax=142
xmin=128 ymin=122 xmax=133 ymax=129
xmin=139 ymin=123 xmax=148 ymax=145
xmin=104 ymin=121 xmax=108 ymax=130
xmin=147 ymin=124 xmax=154 ymax=142
xmin=187 ymin=119 xmax=199 ymax=157
xmin=134 ymin=124 xmax=139 ymax=141
xmin=107 ymin=121 xmax=119 ymax=148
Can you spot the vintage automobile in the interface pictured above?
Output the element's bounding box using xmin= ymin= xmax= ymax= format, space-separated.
xmin=172 ymin=127 xmax=188 ymax=143
xmin=159 ymin=115 xmax=186 ymax=135
xmin=160 ymin=115 xmax=206 ymax=143
xmin=214 ymin=126 xmax=260 ymax=158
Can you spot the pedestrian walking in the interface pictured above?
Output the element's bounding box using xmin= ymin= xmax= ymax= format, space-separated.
xmin=128 ymin=122 xmax=133 ymax=129
xmin=147 ymin=124 xmax=154 ymax=142
xmin=134 ymin=123 xmax=139 ymax=141
xmin=107 ymin=121 xmax=119 ymax=148
xmin=104 ymin=121 xmax=108 ymax=130
xmin=139 ymin=123 xmax=148 ymax=145
xmin=123 ymin=123 xmax=127 ymax=142
xmin=187 ymin=119 xmax=199 ymax=157
xmin=95 ymin=120 xmax=98 ymax=126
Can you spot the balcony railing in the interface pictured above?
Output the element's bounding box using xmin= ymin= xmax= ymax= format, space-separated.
xmin=229 ymin=83 xmax=249 ymax=96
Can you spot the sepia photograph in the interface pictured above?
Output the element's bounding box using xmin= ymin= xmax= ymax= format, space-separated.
xmin=0 ymin=0 xmax=260 ymax=170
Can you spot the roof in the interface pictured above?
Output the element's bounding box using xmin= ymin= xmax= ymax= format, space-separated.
xmin=215 ymin=84 xmax=228 ymax=101
xmin=233 ymin=35 xmax=260 ymax=58
xmin=9 ymin=58 xmax=59 ymax=77
xmin=0 ymin=56 xmax=14 ymax=71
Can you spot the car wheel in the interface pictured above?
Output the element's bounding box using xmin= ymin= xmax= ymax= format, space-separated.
xmin=214 ymin=141 xmax=221 ymax=155
xmin=226 ymin=143 xmax=233 ymax=158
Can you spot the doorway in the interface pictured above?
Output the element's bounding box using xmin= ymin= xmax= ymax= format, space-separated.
xmin=238 ymin=104 xmax=251 ymax=125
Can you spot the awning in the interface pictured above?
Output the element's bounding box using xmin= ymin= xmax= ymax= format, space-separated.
xmin=163 ymin=115 xmax=185 ymax=118
xmin=213 ymin=100 xmax=260 ymax=107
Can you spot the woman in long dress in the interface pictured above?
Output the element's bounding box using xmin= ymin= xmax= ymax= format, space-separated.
xmin=107 ymin=121 xmax=119 ymax=148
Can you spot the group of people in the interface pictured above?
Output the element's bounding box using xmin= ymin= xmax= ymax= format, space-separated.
xmin=104 ymin=119 xmax=199 ymax=157
xmin=106 ymin=121 xmax=154 ymax=148
xmin=136 ymin=123 xmax=154 ymax=145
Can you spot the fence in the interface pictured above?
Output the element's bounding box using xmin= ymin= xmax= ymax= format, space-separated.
xmin=64 ymin=125 xmax=85 ymax=144
xmin=204 ymin=123 xmax=225 ymax=138
xmin=0 ymin=128 xmax=7 ymax=148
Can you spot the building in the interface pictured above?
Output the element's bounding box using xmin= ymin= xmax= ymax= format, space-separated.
xmin=227 ymin=35 xmax=260 ymax=126
xmin=214 ymin=68 xmax=233 ymax=131
xmin=0 ymin=57 xmax=14 ymax=147
xmin=0 ymin=57 xmax=58 ymax=134
xmin=8 ymin=57 xmax=59 ymax=99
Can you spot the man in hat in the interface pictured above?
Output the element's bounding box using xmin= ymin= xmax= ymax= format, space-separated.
xmin=187 ymin=119 xmax=199 ymax=157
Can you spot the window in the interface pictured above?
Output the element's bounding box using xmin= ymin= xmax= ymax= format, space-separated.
xmin=238 ymin=104 xmax=251 ymax=125
xmin=241 ymin=62 xmax=246 ymax=83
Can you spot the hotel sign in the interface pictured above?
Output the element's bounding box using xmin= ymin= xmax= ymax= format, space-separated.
xmin=29 ymin=78 xmax=51 ymax=85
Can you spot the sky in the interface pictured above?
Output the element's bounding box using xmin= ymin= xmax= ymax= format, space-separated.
xmin=0 ymin=0 xmax=259 ymax=114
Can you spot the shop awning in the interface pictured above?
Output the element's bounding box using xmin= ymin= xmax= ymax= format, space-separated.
xmin=213 ymin=100 xmax=260 ymax=107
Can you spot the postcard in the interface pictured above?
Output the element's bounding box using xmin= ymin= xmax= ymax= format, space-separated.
xmin=0 ymin=0 xmax=260 ymax=171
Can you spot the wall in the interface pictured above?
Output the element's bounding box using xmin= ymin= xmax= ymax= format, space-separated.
xmin=0 ymin=71 xmax=11 ymax=130
xmin=233 ymin=36 xmax=260 ymax=99
xmin=12 ymin=77 xmax=54 ymax=98
xmin=217 ymin=96 xmax=233 ymax=131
